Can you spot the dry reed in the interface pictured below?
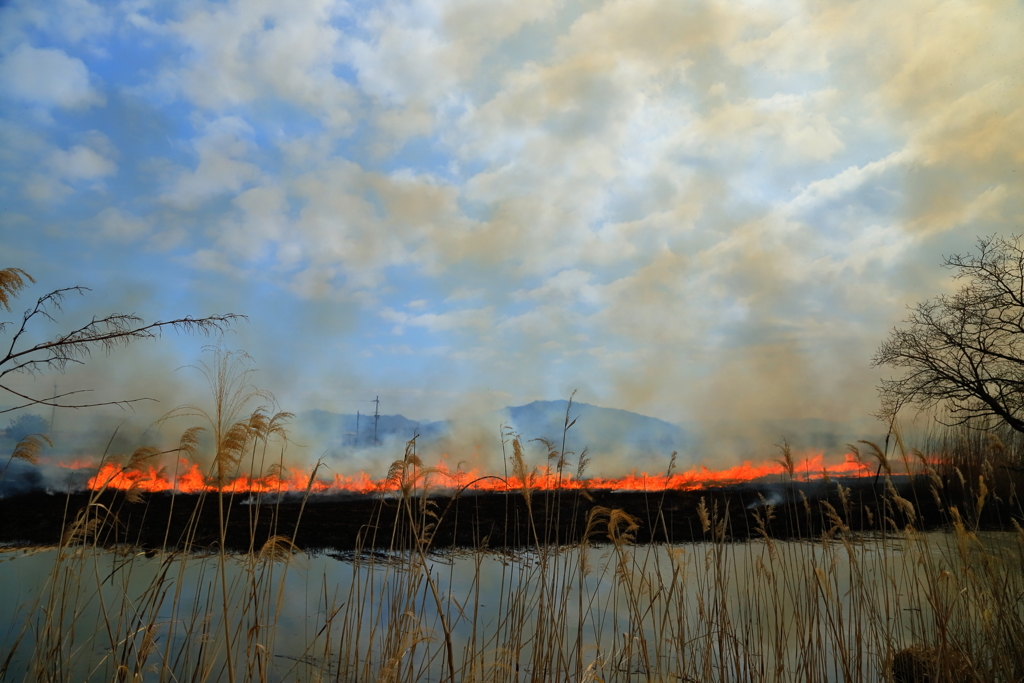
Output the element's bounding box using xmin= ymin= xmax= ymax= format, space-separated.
xmin=1 ymin=412 xmax=1022 ymax=683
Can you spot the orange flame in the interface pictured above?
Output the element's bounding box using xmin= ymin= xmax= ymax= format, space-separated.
xmin=83 ymin=452 xmax=874 ymax=495
xmin=50 ymin=457 xmax=98 ymax=470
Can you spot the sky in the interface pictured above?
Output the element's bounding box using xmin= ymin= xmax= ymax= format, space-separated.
xmin=1 ymin=0 xmax=1023 ymax=468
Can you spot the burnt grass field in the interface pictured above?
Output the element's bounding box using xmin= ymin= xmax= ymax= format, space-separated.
xmin=2 ymin=473 xmax=1021 ymax=553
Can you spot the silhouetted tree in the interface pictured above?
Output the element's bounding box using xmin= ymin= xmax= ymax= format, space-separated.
xmin=874 ymin=235 xmax=1024 ymax=433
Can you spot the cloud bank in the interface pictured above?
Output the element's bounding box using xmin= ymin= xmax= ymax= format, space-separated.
xmin=1 ymin=0 xmax=1022 ymax=469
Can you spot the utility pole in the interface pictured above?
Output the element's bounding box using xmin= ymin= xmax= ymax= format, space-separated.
xmin=355 ymin=411 xmax=361 ymax=446
xmin=373 ymin=396 xmax=380 ymax=445
xmin=49 ymin=382 xmax=57 ymax=436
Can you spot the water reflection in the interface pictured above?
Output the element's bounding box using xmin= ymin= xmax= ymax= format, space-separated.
xmin=1 ymin=530 xmax=1021 ymax=682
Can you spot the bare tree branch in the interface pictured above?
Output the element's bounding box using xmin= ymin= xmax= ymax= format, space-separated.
xmin=1 ymin=314 xmax=246 ymax=379
xmin=0 ymin=269 xmax=246 ymax=414
xmin=0 ymin=386 xmax=154 ymax=415
xmin=3 ymin=287 xmax=88 ymax=362
xmin=874 ymin=234 xmax=1024 ymax=434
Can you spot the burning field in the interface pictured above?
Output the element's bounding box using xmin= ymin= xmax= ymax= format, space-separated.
xmin=0 ymin=448 xmax=1015 ymax=552
xmin=2 ymin=430 xmax=1023 ymax=683
xmin=3 ymin=402 xmax=1023 ymax=683
xmin=80 ymin=450 xmax=874 ymax=495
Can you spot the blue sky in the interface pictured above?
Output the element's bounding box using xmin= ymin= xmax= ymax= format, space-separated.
xmin=2 ymin=0 xmax=1023 ymax=465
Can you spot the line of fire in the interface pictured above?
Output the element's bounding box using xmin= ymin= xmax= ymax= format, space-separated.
xmin=81 ymin=452 xmax=874 ymax=495
xmin=3 ymin=445 xmax=1012 ymax=553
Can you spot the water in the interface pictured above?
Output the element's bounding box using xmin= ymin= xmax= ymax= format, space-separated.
xmin=2 ymin=529 xmax=1022 ymax=682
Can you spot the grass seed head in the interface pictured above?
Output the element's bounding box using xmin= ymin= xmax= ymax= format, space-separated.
xmin=177 ymin=426 xmax=204 ymax=459
xmin=607 ymin=508 xmax=640 ymax=546
xmin=126 ymin=446 xmax=160 ymax=471
xmin=10 ymin=432 xmax=51 ymax=465
xmin=0 ymin=267 xmax=34 ymax=311
xmin=975 ymin=475 xmax=988 ymax=519
xmin=259 ymin=535 xmax=298 ymax=563
xmin=859 ymin=440 xmax=891 ymax=476
xmin=775 ymin=440 xmax=795 ymax=477
xmin=697 ymin=497 xmax=710 ymax=533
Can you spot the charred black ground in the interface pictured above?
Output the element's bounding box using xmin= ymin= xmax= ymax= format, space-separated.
xmin=0 ymin=475 xmax=1020 ymax=553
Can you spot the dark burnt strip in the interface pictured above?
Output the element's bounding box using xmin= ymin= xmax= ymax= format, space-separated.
xmin=1 ymin=475 xmax=1020 ymax=553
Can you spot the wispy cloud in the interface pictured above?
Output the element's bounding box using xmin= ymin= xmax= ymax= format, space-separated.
xmin=2 ymin=0 xmax=1022 ymax=466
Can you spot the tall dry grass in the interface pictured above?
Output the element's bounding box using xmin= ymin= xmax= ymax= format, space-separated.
xmin=1 ymin=405 xmax=1023 ymax=682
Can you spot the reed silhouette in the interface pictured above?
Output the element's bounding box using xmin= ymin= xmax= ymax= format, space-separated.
xmin=2 ymin=395 xmax=1022 ymax=682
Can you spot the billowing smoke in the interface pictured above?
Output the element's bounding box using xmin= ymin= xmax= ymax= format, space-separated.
xmin=0 ymin=459 xmax=92 ymax=498
xmin=0 ymin=392 xmax=891 ymax=498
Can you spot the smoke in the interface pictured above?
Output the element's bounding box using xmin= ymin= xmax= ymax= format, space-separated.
xmin=2 ymin=0 xmax=1022 ymax=492
xmin=0 ymin=459 xmax=92 ymax=498
xmin=0 ymin=396 xmax=887 ymax=498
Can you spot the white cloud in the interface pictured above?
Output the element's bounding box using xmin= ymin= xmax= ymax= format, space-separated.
xmin=348 ymin=10 xmax=454 ymax=108
xmin=445 ymin=287 xmax=485 ymax=302
xmin=95 ymin=207 xmax=150 ymax=241
xmin=512 ymin=269 xmax=602 ymax=307
xmin=442 ymin=0 xmax=561 ymax=51
xmin=23 ymin=173 xmax=73 ymax=203
xmin=4 ymin=0 xmax=1021 ymax=429
xmin=282 ymin=159 xmax=480 ymax=293
xmin=727 ymin=15 xmax=828 ymax=73
xmin=788 ymin=148 xmax=912 ymax=213
xmin=556 ymin=0 xmax=740 ymax=63
xmin=48 ymin=144 xmax=116 ymax=180
xmin=0 ymin=43 xmax=103 ymax=109
xmin=0 ymin=0 xmax=113 ymax=50
xmin=349 ymin=0 xmax=560 ymax=107
xmin=162 ymin=117 xmax=262 ymax=209
xmin=0 ymin=118 xmax=48 ymax=162
xmin=16 ymin=135 xmax=117 ymax=204
xmin=163 ymin=0 xmax=356 ymax=128
xmin=344 ymin=0 xmax=564 ymax=152
xmin=51 ymin=0 xmax=113 ymax=45
xmin=905 ymin=183 xmax=1014 ymax=237
xmin=214 ymin=185 xmax=289 ymax=261
xmin=380 ymin=305 xmax=494 ymax=333
xmin=690 ymin=90 xmax=845 ymax=164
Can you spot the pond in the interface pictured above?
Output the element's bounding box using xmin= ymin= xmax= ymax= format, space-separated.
xmin=3 ymin=527 xmax=1022 ymax=682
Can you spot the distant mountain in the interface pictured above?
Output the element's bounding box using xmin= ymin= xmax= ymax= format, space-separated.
xmin=296 ymin=409 xmax=446 ymax=448
xmin=296 ymin=400 xmax=690 ymax=458
xmin=295 ymin=401 xmax=880 ymax=466
xmin=502 ymin=400 xmax=690 ymax=458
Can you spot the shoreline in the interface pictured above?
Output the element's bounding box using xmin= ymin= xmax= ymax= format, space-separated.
xmin=1 ymin=475 xmax=1018 ymax=552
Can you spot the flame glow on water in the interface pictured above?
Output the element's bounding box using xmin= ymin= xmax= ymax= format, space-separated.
xmin=80 ymin=452 xmax=874 ymax=495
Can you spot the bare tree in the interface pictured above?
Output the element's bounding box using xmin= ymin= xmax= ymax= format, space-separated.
xmin=0 ymin=267 xmax=245 ymax=415
xmin=874 ymin=234 xmax=1024 ymax=433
